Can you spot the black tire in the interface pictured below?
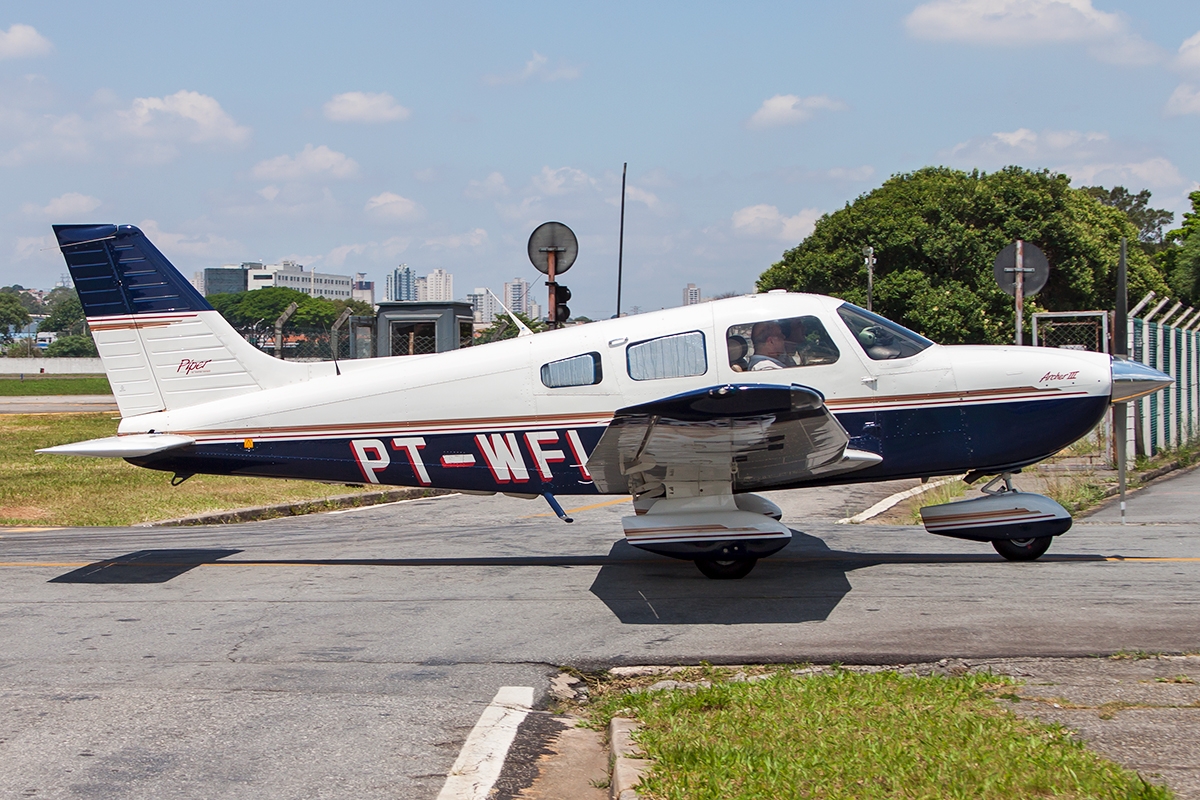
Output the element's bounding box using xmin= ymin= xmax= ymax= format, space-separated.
xmin=695 ymin=558 xmax=757 ymax=579
xmin=992 ymin=537 xmax=1053 ymax=561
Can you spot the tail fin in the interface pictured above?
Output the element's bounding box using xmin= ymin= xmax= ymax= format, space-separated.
xmin=54 ymin=224 xmax=313 ymax=417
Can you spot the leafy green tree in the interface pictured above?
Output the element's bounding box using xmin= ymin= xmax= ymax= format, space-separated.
xmin=1081 ymin=185 xmax=1174 ymax=250
xmin=45 ymin=334 xmax=98 ymax=357
xmin=1161 ymin=190 xmax=1200 ymax=304
xmin=0 ymin=293 xmax=31 ymax=341
xmin=474 ymin=312 xmax=545 ymax=343
xmin=39 ymin=293 xmax=86 ymax=335
xmin=758 ymin=166 xmax=1168 ymax=345
xmin=1 ymin=285 xmax=44 ymax=315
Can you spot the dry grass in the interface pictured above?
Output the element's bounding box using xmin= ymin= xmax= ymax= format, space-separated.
xmin=0 ymin=413 xmax=372 ymax=527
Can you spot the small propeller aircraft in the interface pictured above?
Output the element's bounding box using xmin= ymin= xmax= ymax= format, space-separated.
xmin=42 ymin=224 xmax=1171 ymax=578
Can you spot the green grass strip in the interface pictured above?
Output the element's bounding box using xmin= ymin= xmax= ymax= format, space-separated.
xmin=593 ymin=670 xmax=1170 ymax=800
xmin=0 ymin=375 xmax=112 ymax=395
xmin=1 ymin=413 xmax=373 ymax=526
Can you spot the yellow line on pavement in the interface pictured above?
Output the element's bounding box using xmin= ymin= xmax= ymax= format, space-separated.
xmin=0 ymin=527 xmax=65 ymax=533
xmin=525 ymin=496 xmax=632 ymax=518
xmin=1104 ymin=556 xmax=1200 ymax=562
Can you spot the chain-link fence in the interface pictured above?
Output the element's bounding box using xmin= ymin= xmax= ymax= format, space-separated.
xmin=232 ymin=316 xmax=375 ymax=361
xmin=389 ymin=321 xmax=437 ymax=357
xmin=1032 ymin=311 xmax=1108 ymax=353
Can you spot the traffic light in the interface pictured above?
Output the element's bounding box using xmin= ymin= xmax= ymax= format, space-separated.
xmin=551 ymin=283 xmax=571 ymax=324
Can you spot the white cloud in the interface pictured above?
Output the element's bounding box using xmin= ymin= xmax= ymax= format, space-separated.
xmin=252 ymin=144 xmax=358 ymax=181
xmin=1165 ymin=84 xmax=1200 ymax=116
xmin=1178 ymin=30 xmax=1200 ymax=74
xmin=625 ymin=186 xmax=660 ymax=209
xmin=533 ymin=166 xmax=594 ymax=195
xmin=115 ymin=90 xmax=251 ymax=145
xmin=323 ymin=91 xmax=410 ymax=123
xmin=0 ymin=24 xmax=53 ymax=59
xmin=135 ymin=220 xmax=238 ymax=259
xmin=746 ymin=94 xmax=847 ymax=129
xmin=257 ymin=185 xmax=280 ymax=201
xmin=484 ymin=52 xmax=580 ymax=86
xmin=423 ymin=228 xmax=489 ymax=250
xmin=364 ymin=191 xmax=423 ymax=221
xmin=13 ymin=234 xmax=52 ymax=262
xmin=731 ymin=204 xmax=821 ymax=242
xmin=464 ymin=171 xmax=510 ymax=199
xmin=905 ymin=0 xmax=1161 ymax=65
xmin=22 ymin=192 xmax=101 ymax=217
xmin=944 ymin=127 xmax=1187 ymax=192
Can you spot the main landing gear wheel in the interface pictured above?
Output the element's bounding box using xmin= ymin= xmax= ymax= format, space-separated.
xmin=694 ymin=558 xmax=758 ymax=580
xmin=992 ymin=537 xmax=1053 ymax=561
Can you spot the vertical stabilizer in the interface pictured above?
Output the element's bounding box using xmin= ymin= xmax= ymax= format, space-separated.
xmin=54 ymin=224 xmax=313 ymax=417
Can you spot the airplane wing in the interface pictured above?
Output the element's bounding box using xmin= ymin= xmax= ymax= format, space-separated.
xmin=585 ymin=383 xmax=880 ymax=496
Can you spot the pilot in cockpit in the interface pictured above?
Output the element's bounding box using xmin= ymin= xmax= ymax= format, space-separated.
xmin=748 ymin=321 xmax=790 ymax=370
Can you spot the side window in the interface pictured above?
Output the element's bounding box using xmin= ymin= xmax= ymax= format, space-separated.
xmin=726 ymin=316 xmax=839 ymax=371
xmin=836 ymin=303 xmax=933 ymax=360
xmin=540 ymin=352 xmax=602 ymax=388
xmin=627 ymin=331 xmax=707 ymax=381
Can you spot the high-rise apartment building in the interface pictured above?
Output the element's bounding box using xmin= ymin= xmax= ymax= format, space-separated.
xmin=503 ymin=277 xmax=532 ymax=317
xmin=683 ymin=283 xmax=702 ymax=305
xmin=352 ymin=274 xmax=375 ymax=306
xmin=425 ymin=268 xmax=453 ymax=302
xmin=386 ymin=264 xmax=416 ymax=301
xmin=467 ymin=288 xmax=499 ymax=324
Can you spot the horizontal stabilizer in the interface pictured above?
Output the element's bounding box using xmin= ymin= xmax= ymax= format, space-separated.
xmin=38 ymin=434 xmax=195 ymax=458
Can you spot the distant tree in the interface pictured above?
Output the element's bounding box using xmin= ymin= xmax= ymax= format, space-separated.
xmin=206 ymin=287 xmax=311 ymax=328
xmin=0 ymin=293 xmax=31 ymax=341
xmin=1081 ymin=185 xmax=1174 ymax=250
xmin=1161 ymin=190 xmax=1200 ymax=304
xmin=758 ymin=166 xmax=1169 ymax=345
xmin=45 ymin=334 xmax=98 ymax=357
xmin=38 ymin=294 xmax=86 ymax=335
xmin=474 ymin=312 xmax=545 ymax=343
xmin=333 ymin=298 xmax=375 ymax=318
xmin=1 ymin=285 xmax=43 ymax=315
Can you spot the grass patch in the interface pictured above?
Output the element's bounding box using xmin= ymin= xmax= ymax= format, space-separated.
xmin=586 ymin=667 xmax=1170 ymax=800
xmin=906 ymin=478 xmax=969 ymax=524
xmin=0 ymin=413 xmax=373 ymax=526
xmin=0 ymin=374 xmax=112 ymax=395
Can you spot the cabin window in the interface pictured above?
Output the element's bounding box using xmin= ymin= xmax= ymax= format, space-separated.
xmin=836 ymin=303 xmax=933 ymax=360
xmin=725 ymin=316 xmax=839 ymax=371
xmin=627 ymin=331 xmax=707 ymax=381
xmin=541 ymin=352 xmax=603 ymax=387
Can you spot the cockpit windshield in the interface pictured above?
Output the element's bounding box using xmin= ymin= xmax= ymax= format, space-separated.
xmin=836 ymin=303 xmax=934 ymax=360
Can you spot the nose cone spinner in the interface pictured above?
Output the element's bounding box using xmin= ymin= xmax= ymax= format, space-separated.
xmin=1111 ymin=357 xmax=1173 ymax=403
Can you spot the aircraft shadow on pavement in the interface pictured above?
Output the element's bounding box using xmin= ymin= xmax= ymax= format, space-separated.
xmin=50 ymin=549 xmax=243 ymax=584
xmin=589 ymin=532 xmax=861 ymax=625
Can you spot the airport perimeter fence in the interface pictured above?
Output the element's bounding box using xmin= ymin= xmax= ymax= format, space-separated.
xmin=232 ymin=318 xmax=375 ymax=361
xmin=1130 ymin=314 xmax=1199 ymax=457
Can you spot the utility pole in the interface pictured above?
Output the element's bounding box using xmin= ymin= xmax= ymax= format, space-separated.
xmin=862 ymin=246 xmax=876 ymax=312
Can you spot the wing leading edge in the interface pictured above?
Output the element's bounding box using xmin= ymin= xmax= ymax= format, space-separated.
xmin=585 ymin=383 xmax=880 ymax=497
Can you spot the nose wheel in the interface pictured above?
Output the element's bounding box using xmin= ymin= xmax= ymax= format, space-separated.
xmin=694 ymin=558 xmax=758 ymax=579
xmin=992 ymin=537 xmax=1053 ymax=561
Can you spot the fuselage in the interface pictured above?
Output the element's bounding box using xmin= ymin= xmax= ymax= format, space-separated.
xmin=120 ymin=292 xmax=1114 ymax=494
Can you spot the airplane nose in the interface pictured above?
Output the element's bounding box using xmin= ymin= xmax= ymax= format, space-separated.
xmin=1110 ymin=357 xmax=1173 ymax=403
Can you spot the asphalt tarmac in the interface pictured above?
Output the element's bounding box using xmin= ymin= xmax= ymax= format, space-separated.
xmin=1 ymin=471 xmax=1198 ymax=798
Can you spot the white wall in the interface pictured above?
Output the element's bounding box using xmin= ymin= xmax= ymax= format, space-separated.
xmin=0 ymin=358 xmax=106 ymax=374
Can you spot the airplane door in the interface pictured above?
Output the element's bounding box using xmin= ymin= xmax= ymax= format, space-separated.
xmin=862 ymin=354 xmax=966 ymax=474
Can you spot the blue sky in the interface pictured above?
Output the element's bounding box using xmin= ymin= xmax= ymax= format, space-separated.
xmin=2 ymin=0 xmax=1198 ymax=318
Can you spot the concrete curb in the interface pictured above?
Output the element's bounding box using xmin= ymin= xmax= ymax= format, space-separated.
xmin=608 ymin=717 xmax=646 ymax=800
xmin=836 ymin=474 xmax=965 ymax=524
xmin=137 ymin=487 xmax=452 ymax=527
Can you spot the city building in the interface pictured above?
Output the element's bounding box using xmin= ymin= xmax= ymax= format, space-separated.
xmin=503 ymin=277 xmax=532 ymax=317
xmin=386 ymin=264 xmax=417 ymax=301
xmin=194 ymin=261 xmax=352 ymax=300
xmin=352 ymin=274 xmax=375 ymax=306
xmin=271 ymin=261 xmax=353 ymax=299
xmin=467 ymin=288 xmax=499 ymax=324
xmin=425 ymin=269 xmax=453 ymax=302
xmin=683 ymin=283 xmax=702 ymax=305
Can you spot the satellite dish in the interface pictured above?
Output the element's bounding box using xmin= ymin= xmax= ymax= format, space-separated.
xmin=527 ymin=222 xmax=578 ymax=275
xmin=993 ymin=241 xmax=1049 ymax=297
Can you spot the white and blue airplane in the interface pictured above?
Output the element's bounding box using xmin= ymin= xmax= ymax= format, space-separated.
xmin=42 ymin=224 xmax=1171 ymax=578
